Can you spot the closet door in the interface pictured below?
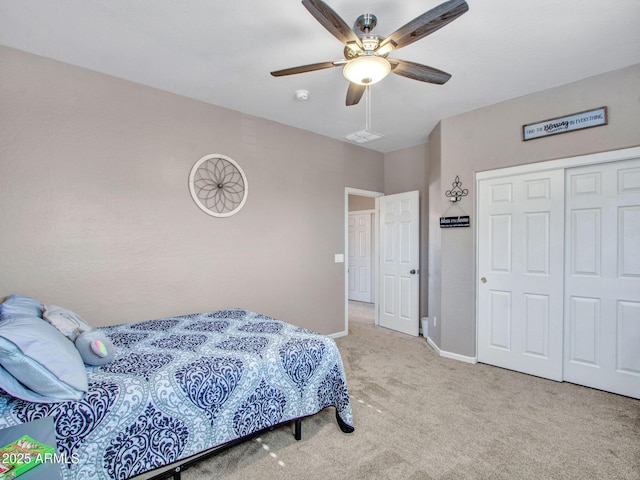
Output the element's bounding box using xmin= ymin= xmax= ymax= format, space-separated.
xmin=564 ymin=158 xmax=640 ymax=399
xmin=477 ymin=170 xmax=565 ymax=380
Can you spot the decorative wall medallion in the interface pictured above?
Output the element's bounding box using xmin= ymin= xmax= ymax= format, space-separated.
xmin=188 ymin=154 xmax=248 ymax=217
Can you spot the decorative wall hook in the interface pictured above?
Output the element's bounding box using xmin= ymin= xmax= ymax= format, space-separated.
xmin=445 ymin=176 xmax=469 ymax=202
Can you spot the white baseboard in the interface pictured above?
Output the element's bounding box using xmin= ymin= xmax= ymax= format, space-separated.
xmin=334 ymin=328 xmax=477 ymax=364
xmin=426 ymin=335 xmax=441 ymax=354
xmin=329 ymin=330 xmax=348 ymax=339
xmin=426 ymin=335 xmax=477 ymax=364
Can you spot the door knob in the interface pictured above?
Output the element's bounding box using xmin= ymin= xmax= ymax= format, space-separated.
xmin=410 ymin=269 xmax=418 ymax=274
xmin=480 ymin=277 xmax=487 ymax=284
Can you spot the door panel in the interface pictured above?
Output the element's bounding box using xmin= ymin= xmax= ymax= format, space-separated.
xmin=525 ymin=212 xmax=549 ymax=274
xmin=570 ymin=208 xmax=601 ymax=275
xmin=568 ymin=296 xmax=599 ymax=365
xmin=379 ymin=191 xmax=419 ymax=336
xmin=490 ymin=215 xmax=511 ymax=271
xmin=524 ymin=293 xmax=548 ymax=357
xmin=564 ymin=158 xmax=640 ymax=398
xmin=489 ymin=291 xmax=511 ymax=350
xmin=618 ymin=301 xmax=640 ymax=375
xmin=478 ymin=170 xmax=564 ymax=381
xmin=620 ymin=206 xmax=640 ymax=275
xmin=348 ymin=212 xmax=372 ymax=302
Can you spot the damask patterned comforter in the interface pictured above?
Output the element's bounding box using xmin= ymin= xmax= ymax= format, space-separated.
xmin=0 ymin=309 xmax=354 ymax=479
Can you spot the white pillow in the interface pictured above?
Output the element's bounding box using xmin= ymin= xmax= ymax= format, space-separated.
xmin=43 ymin=305 xmax=92 ymax=341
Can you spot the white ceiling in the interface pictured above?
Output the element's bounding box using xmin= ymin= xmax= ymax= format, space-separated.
xmin=1 ymin=0 xmax=639 ymax=153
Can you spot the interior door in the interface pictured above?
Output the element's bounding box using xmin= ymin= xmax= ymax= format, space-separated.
xmin=564 ymin=158 xmax=640 ymax=399
xmin=348 ymin=212 xmax=373 ymax=302
xmin=477 ymin=170 xmax=565 ymax=380
xmin=379 ymin=191 xmax=419 ymax=336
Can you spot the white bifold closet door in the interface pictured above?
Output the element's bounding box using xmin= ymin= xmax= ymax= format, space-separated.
xmin=478 ymin=156 xmax=640 ymax=399
xmin=564 ymin=158 xmax=640 ymax=399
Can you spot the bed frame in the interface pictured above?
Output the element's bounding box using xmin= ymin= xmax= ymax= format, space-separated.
xmin=144 ymin=409 xmax=354 ymax=480
xmin=140 ymin=418 xmax=303 ymax=480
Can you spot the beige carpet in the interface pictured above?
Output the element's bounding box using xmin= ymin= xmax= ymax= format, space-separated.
xmin=183 ymin=301 xmax=640 ymax=479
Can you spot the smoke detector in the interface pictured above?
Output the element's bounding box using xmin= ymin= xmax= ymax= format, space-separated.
xmin=295 ymin=90 xmax=310 ymax=101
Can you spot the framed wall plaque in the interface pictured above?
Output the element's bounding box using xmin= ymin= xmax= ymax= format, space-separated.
xmin=522 ymin=106 xmax=607 ymax=141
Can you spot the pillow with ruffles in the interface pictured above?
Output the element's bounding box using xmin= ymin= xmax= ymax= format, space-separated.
xmin=0 ymin=294 xmax=43 ymax=320
xmin=0 ymin=316 xmax=88 ymax=402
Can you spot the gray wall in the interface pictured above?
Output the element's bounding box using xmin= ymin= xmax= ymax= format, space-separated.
xmin=427 ymin=123 xmax=442 ymax=347
xmin=428 ymin=63 xmax=640 ymax=357
xmin=384 ymin=143 xmax=429 ymax=318
xmin=0 ymin=46 xmax=385 ymax=334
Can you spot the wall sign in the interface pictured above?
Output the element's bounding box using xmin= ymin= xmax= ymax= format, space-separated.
xmin=522 ymin=106 xmax=607 ymax=141
xmin=440 ymin=216 xmax=470 ymax=228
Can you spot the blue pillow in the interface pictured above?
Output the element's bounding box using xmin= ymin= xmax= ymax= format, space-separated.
xmin=0 ymin=366 xmax=72 ymax=403
xmin=0 ymin=294 xmax=43 ymax=320
xmin=0 ymin=316 xmax=88 ymax=402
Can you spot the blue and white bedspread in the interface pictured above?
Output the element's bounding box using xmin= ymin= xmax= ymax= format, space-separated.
xmin=0 ymin=309 xmax=354 ymax=479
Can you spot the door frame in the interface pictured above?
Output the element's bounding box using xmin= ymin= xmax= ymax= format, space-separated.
xmin=344 ymin=188 xmax=384 ymax=335
xmin=475 ymin=146 xmax=640 ymax=362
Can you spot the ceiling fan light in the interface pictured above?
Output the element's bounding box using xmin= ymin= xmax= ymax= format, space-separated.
xmin=343 ymin=55 xmax=391 ymax=86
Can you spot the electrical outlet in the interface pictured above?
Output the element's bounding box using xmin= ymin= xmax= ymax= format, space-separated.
xmin=433 ymin=316 xmax=437 ymax=327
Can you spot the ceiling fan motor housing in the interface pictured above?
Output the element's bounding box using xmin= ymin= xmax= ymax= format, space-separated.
xmin=354 ymin=13 xmax=377 ymax=33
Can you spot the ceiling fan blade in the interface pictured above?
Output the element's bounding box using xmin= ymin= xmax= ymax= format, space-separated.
xmin=302 ymin=0 xmax=362 ymax=47
xmin=389 ymin=59 xmax=452 ymax=84
xmin=346 ymin=83 xmax=366 ymax=106
xmin=378 ymin=0 xmax=468 ymax=52
xmin=270 ymin=61 xmax=341 ymax=77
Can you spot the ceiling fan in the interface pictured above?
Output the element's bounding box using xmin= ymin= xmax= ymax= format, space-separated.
xmin=270 ymin=0 xmax=469 ymax=106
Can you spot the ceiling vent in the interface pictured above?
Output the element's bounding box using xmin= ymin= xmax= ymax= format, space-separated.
xmin=344 ymin=129 xmax=384 ymax=144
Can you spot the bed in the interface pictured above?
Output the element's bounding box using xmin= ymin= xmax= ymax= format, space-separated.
xmin=0 ymin=306 xmax=354 ymax=480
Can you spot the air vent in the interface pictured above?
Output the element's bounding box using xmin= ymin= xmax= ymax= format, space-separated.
xmin=344 ymin=130 xmax=384 ymax=144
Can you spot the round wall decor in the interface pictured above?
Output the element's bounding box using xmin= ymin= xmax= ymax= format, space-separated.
xmin=188 ymin=154 xmax=248 ymax=217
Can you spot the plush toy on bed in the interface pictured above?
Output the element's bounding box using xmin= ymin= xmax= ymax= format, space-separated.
xmin=42 ymin=305 xmax=115 ymax=366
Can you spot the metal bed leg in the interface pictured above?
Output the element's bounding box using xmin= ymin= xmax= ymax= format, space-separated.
xmin=172 ymin=466 xmax=181 ymax=480
xmin=294 ymin=418 xmax=302 ymax=441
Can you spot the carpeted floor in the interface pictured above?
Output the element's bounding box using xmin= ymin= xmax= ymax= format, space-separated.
xmin=182 ymin=301 xmax=640 ymax=479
